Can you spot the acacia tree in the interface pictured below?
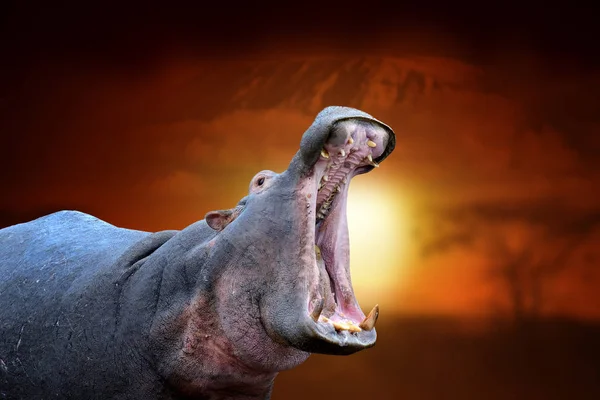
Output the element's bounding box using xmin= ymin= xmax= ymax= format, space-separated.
xmin=486 ymin=225 xmax=592 ymax=322
xmin=420 ymin=203 xmax=600 ymax=322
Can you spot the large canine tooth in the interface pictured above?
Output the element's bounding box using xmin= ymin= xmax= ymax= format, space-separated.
xmin=348 ymin=137 xmax=354 ymax=145
xmin=322 ymin=175 xmax=328 ymax=182
xmin=359 ymin=304 xmax=379 ymax=331
xmin=310 ymin=298 xmax=325 ymax=322
xmin=367 ymin=140 xmax=377 ymax=148
xmin=367 ymin=154 xmax=380 ymax=168
xmin=339 ymin=149 xmax=346 ymax=157
xmin=321 ymin=149 xmax=330 ymax=159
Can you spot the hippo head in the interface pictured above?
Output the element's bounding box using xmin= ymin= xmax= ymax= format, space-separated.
xmin=189 ymin=106 xmax=395 ymax=375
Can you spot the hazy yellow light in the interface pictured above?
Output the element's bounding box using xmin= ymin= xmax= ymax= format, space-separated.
xmin=346 ymin=177 xmax=407 ymax=306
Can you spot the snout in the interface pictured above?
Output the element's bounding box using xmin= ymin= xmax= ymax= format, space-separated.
xmin=288 ymin=106 xmax=396 ymax=177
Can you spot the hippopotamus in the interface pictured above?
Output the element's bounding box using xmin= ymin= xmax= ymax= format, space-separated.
xmin=0 ymin=106 xmax=395 ymax=399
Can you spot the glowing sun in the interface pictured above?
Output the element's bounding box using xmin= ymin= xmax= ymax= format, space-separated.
xmin=346 ymin=177 xmax=407 ymax=306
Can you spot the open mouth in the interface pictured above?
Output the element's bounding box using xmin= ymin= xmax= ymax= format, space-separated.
xmin=302 ymin=117 xmax=392 ymax=352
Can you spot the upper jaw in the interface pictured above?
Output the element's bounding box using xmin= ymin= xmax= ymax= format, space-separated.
xmin=288 ymin=106 xmax=395 ymax=178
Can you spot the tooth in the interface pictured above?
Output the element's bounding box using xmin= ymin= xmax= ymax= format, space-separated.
xmin=332 ymin=320 xmax=351 ymax=331
xmin=348 ymin=137 xmax=354 ymax=145
xmin=331 ymin=320 xmax=361 ymax=332
xmin=367 ymin=154 xmax=380 ymax=168
xmin=359 ymin=304 xmax=379 ymax=331
xmin=322 ymin=175 xmax=328 ymax=182
xmin=314 ymin=245 xmax=322 ymax=260
xmin=342 ymin=177 xmax=347 ymax=184
xmin=321 ymin=149 xmax=329 ymax=159
xmin=311 ymin=298 xmax=325 ymax=322
xmin=339 ymin=149 xmax=346 ymax=157
xmin=367 ymin=140 xmax=377 ymax=148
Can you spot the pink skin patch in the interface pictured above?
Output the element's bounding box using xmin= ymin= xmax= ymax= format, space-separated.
xmin=167 ymin=294 xmax=279 ymax=396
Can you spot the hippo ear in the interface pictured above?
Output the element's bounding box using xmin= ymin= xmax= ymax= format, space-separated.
xmin=205 ymin=210 xmax=235 ymax=231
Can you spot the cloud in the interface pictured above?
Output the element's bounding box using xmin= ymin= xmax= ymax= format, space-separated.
xmin=418 ymin=197 xmax=600 ymax=259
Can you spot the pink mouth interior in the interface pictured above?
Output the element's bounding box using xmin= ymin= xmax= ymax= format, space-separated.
xmin=309 ymin=120 xmax=387 ymax=326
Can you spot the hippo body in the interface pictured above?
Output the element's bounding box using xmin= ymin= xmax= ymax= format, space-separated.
xmin=0 ymin=107 xmax=395 ymax=399
xmin=0 ymin=212 xmax=178 ymax=398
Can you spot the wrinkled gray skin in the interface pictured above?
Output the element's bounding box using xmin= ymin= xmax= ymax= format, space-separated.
xmin=0 ymin=107 xmax=395 ymax=399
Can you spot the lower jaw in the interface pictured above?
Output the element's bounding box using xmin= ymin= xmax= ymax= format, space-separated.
xmin=303 ymin=249 xmax=379 ymax=354
xmin=294 ymin=311 xmax=378 ymax=355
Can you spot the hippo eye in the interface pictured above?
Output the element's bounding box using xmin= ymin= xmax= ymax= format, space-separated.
xmin=257 ymin=177 xmax=265 ymax=186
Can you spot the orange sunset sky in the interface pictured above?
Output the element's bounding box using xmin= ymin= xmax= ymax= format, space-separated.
xmin=1 ymin=2 xmax=599 ymax=322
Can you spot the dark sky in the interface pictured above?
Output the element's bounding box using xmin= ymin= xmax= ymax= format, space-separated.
xmin=2 ymin=2 xmax=599 ymax=69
